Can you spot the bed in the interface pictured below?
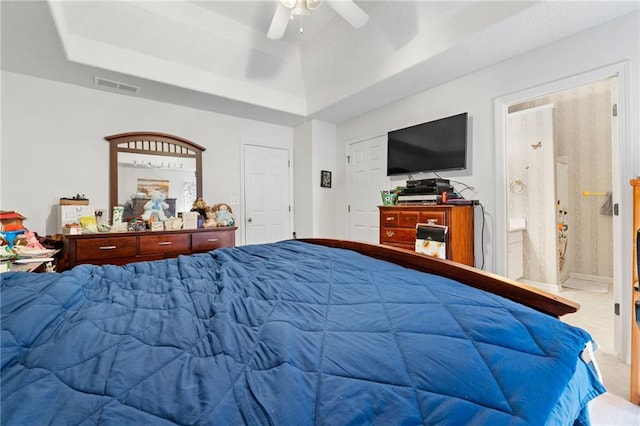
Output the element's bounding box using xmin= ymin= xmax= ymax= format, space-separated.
xmin=1 ymin=239 xmax=605 ymax=425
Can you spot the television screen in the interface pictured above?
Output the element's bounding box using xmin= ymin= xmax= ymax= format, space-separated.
xmin=387 ymin=112 xmax=468 ymax=176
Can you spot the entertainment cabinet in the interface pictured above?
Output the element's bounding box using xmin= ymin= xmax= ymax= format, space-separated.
xmin=64 ymin=227 xmax=236 ymax=269
xmin=379 ymin=205 xmax=474 ymax=266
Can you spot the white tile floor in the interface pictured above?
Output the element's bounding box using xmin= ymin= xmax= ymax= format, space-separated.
xmin=555 ymin=282 xmax=624 ymax=394
xmin=555 ymin=282 xmax=640 ymax=424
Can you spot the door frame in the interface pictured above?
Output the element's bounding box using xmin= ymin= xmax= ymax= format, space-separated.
xmin=495 ymin=61 xmax=633 ymax=362
xmin=240 ymin=140 xmax=294 ymax=246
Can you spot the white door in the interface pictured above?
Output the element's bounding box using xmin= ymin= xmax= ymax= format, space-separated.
xmin=347 ymin=136 xmax=388 ymax=244
xmin=243 ymin=144 xmax=292 ymax=245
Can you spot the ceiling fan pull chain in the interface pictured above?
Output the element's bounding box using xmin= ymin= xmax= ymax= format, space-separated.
xmin=299 ymin=15 xmax=304 ymax=34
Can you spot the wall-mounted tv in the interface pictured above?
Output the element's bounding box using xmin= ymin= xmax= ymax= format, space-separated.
xmin=387 ymin=112 xmax=468 ymax=176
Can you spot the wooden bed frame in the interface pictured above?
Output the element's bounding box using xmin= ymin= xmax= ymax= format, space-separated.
xmin=300 ymin=238 xmax=579 ymax=318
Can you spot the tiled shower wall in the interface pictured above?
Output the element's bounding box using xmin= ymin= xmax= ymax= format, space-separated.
xmin=509 ymin=79 xmax=614 ymax=280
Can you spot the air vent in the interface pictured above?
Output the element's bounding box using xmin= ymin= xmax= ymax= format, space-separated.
xmin=94 ymin=77 xmax=140 ymax=94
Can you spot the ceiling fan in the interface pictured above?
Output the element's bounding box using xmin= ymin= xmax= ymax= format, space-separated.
xmin=267 ymin=0 xmax=369 ymax=40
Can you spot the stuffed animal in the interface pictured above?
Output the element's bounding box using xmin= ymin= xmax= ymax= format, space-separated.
xmin=191 ymin=198 xmax=209 ymax=220
xmin=212 ymin=203 xmax=234 ymax=227
xmin=141 ymin=191 xmax=169 ymax=222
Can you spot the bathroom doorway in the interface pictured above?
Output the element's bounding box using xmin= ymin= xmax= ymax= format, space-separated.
xmin=506 ymin=78 xmax=615 ymax=292
xmin=504 ymin=77 xmax=619 ymax=355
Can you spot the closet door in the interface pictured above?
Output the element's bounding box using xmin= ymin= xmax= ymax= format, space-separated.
xmin=244 ymin=144 xmax=292 ymax=245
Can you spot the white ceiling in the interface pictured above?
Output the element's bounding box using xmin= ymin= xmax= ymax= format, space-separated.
xmin=2 ymin=1 xmax=639 ymax=127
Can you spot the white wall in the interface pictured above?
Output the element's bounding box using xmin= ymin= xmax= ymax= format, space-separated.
xmin=293 ymin=120 xmax=338 ymax=238
xmin=336 ymin=10 xmax=639 ymax=274
xmin=0 ymin=71 xmax=293 ymax=236
xmin=293 ymin=122 xmax=314 ymax=237
xmin=311 ymin=121 xmax=338 ymax=238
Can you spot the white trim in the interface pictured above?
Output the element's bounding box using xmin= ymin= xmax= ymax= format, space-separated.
xmin=507 ymin=103 xmax=555 ymax=117
xmin=495 ymin=61 xmax=633 ymax=363
xmin=569 ymin=272 xmax=614 ymax=285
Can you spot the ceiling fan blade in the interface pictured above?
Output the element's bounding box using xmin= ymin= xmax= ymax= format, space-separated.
xmin=267 ymin=3 xmax=291 ymax=39
xmin=326 ymin=0 xmax=369 ymax=29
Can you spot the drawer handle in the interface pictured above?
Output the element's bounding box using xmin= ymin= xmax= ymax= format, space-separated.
xmin=207 ymin=239 xmax=219 ymax=242
xmin=386 ymin=231 xmax=395 ymax=237
xmin=385 ymin=217 xmax=394 ymax=221
xmin=157 ymin=241 xmax=173 ymax=246
xmin=99 ymin=245 xmax=117 ymax=250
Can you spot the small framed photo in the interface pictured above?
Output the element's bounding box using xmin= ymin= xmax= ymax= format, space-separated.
xmin=321 ymin=170 xmax=332 ymax=188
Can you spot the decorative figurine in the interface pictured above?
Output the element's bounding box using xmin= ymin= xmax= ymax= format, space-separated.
xmin=141 ymin=191 xmax=169 ymax=222
xmin=212 ymin=203 xmax=234 ymax=227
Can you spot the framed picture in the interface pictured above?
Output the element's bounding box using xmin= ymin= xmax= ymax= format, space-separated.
xmin=137 ymin=178 xmax=169 ymax=198
xmin=320 ymin=170 xmax=332 ymax=188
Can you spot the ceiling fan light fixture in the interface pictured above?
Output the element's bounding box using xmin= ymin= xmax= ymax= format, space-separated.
xmin=290 ymin=0 xmax=310 ymax=16
xmin=269 ymin=0 xmax=366 ymax=40
xmin=280 ymin=0 xmax=296 ymax=8
xmin=306 ymin=0 xmax=324 ymax=10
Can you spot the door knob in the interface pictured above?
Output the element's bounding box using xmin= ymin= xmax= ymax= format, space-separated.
xmin=247 ymin=217 xmax=253 ymax=223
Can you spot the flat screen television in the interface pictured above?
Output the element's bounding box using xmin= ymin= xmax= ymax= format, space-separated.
xmin=387 ymin=112 xmax=468 ymax=176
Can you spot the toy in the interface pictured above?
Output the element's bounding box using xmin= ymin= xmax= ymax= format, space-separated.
xmin=13 ymin=229 xmax=45 ymax=250
xmin=191 ymin=198 xmax=209 ymax=220
xmin=141 ymin=191 xmax=169 ymax=222
xmin=212 ymin=203 xmax=234 ymax=227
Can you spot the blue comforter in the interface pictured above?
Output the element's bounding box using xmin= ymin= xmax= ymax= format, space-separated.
xmin=1 ymin=241 xmax=603 ymax=425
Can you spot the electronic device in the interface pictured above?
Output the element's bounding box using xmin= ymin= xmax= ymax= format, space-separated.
xmin=387 ymin=113 xmax=468 ymax=176
xmin=406 ymin=178 xmax=450 ymax=187
xmin=445 ymin=199 xmax=478 ymax=205
xmin=397 ymin=194 xmax=441 ymax=204
xmin=401 ymin=185 xmax=454 ymax=195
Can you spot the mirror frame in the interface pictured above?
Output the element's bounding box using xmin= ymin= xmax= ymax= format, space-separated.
xmin=105 ymin=131 xmax=205 ymax=214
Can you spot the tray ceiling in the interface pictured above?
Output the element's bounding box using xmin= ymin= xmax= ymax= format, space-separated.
xmin=2 ymin=1 xmax=638 ymax=126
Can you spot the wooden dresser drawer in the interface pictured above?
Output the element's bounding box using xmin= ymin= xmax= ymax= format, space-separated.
xmin=380 ymin=211 xmax=400 ymax=226
xmin=139 ymin=233 xmax=190 ymax=255
xmin=398 ymin=211 xmax=420 ymax=227
xmin=380 ymin=227 xmax=416 ymax=244
xmin=76 ymin=236 xmax=137 ymax=261
xmin=192 ymin=230 xmax=235 ymax=251
xmin=419 ymin=211 xmax=447 ymax=226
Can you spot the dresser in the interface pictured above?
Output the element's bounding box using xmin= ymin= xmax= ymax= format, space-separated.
xmin=379 ymin=205 xmax=474 ymax=266
xmin=64 ymin=227 xmax=236 ymax=269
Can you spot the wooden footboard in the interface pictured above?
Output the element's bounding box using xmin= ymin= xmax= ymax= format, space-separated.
xmin=300 ymin=238 xmax=579 ymax=318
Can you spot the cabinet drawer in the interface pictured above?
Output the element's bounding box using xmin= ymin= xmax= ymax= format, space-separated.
xmin=398 ymin=211 xmax=420 ymax=227
xmin=139 ymin=233 xmax=190 ymax=255
xmin=380 ymin=227 xmax=416 ymax=244
xmin=418 ymin=211 xmax=447 ymax=226
xmin=192 ymin=230 xmax=235 ymax=251
xmin=75 ymin=236 xmax=137 ymax=261
xmin=380 ymin=211 xmax=400 ymax=226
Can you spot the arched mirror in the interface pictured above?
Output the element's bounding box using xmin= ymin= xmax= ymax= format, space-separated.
xmin=106 ymin=132 xmax=205 ymax=220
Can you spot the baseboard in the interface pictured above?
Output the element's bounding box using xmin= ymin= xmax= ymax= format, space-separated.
xmin=569 ymin=272 xmax=613 ymax=284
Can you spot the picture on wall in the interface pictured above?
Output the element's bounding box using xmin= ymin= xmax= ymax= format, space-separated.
xmin=137 ymin=178 xmax=169 ymax=198
xmin=321 ymin=170 xmax=332 ymax=188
